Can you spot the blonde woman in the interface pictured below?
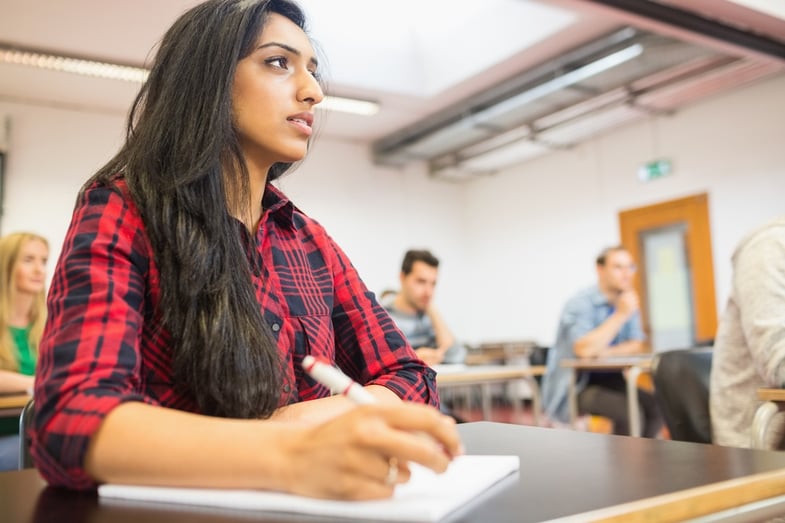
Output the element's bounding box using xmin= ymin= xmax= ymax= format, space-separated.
xmin=0 ymin=231 xmax=48 ymax=470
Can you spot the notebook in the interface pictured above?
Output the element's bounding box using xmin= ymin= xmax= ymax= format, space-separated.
xmin=98 ymin=454 xmax=520 ymax=522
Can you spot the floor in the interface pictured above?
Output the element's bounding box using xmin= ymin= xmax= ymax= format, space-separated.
xmin=448 ymin=396 xmax=615 ymax=434
xmin=450 ymin=397 xmax=672 ymax=438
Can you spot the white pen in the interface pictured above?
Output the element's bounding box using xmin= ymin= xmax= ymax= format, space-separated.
xmin=301 ymin=355 xmax=376 ymax=405
xmin=302 ymin=355 xmax=457 ymax=461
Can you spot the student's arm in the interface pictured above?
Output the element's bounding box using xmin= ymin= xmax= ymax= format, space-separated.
xmin=415 ymin=305 xmax=455 ymax=365
xmin=324 ymin=233 xmax=439 ymax=406
xmin=0 ymin=369 xmax=33 ymax=393
xmin=404 ymin=306 xmax=457 ymax=366
xmin=573 ymin=290 xmax=646 ymax=358
xmin=32 ymin=185 xmax=156 ymax=489
xmin=599 ymin=339 xmax=645 ymax=357
xmin=734 ymin=228 xmax=785 ymax=386
xmin=269 ymin=384 xmax=400 ymax=424
xmin=85 ymin=401 xmax=462 ymax=499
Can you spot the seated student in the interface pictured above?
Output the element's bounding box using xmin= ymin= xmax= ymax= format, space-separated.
xmin=31 ymin=0 xmax=461 ymax=499
xmin=541 ymin=246 xmax=663 ymax=437
xmin=382 ymin=250 xmax=466 ymax=366
xmin=711 ymin=216 xmax=785 ymax=449
xmin=0 ymin=232 xmax=48 ymax=470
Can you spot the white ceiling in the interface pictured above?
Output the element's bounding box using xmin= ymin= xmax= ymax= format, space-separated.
xmin=0 ymin=0 xmax=784 ymax=144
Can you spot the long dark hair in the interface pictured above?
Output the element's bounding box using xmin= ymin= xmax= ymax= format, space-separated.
xmin=86 ymin=0 xmax=309 ymax=418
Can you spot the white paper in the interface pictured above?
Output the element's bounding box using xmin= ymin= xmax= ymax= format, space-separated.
xmin=98 ymin=454 xmax=519 ymax=522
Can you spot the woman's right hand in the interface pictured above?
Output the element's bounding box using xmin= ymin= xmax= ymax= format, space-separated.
xmin=278 ymin=402 xmax=463 ymax=500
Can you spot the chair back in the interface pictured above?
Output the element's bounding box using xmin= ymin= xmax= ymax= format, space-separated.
xmin=652 ymin=348 xmax=713 ymax=443
xmin=18 ymin=398 xmax=35 ymax=469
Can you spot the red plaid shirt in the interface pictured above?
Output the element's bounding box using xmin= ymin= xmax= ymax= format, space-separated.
xmin=32 ymin=178 xmax=437 ymax=489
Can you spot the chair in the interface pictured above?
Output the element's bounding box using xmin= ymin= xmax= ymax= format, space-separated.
xmin=18 ymin=398 xmax=34 ymax=469
xmin=651 ymin=348 xmax=713 ymax=443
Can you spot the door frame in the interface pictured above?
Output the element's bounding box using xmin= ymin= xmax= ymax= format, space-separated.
xmin=619 ymin=193 xmax=717 ymax=345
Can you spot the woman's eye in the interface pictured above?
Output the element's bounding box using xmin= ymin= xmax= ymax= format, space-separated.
xmin=267 ymin=57 xmax=288 ymax=69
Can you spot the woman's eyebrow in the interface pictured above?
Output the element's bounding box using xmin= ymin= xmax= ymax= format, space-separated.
xmin=257 ymin=41 xmax=319 ymax=68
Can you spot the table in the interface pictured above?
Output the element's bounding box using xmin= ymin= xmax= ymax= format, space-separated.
xmin=561 ymin=356 xmax=652 ymax=437
xmin=464 ymin=341 xmax=537 ymax=366
xmin=0 ymin=393 xmax=31 ymax=418
xmin=434 ymin=364 xmax=545 ymax=424
xmin=6 ymin=422 xmax=785 ymax=522
xmin=751 ymin=388 xmax=785 ymax=449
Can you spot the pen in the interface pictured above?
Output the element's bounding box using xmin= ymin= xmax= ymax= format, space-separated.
xmin=302 ymin=355 xmax=459 ymax=461
xmin=301 ymin=355 xmax=376 ymax=405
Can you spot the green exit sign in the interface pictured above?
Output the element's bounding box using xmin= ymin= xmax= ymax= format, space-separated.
xmin=638 ymin=159 xmax=673 ymax=181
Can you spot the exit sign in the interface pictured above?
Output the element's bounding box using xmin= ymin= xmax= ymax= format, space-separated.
xmin=638 ymin=159 xmax=673 ymax=182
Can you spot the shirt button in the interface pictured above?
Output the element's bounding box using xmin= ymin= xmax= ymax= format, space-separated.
xmin=283 ymin=384 xmax=291 ymax=393
xmin=271 ymin=323 xmax=280 ymax=332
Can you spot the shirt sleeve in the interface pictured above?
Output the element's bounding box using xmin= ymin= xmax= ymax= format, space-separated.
xmin=626 ymin=312 xmax=646 ymax=342
xmin=563 ymin=295 xmax=598 ymax=346
xmin=31 ymin=185 xmax=155 ymax=490
xmin=734 ymin=227 xmax=785 ymax=387
xmin=322 ymin=235 xmax=438 ymax=406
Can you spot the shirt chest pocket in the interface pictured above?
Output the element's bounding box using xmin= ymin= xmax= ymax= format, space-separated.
xmin=272 ymin=247 xmax=334 ymax=317
xmin=291 ymin=314 xmax=334 ymax=360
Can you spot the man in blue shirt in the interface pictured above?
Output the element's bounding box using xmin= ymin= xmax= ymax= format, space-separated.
xmin=542 ymin=246 xmax=663 ymax=437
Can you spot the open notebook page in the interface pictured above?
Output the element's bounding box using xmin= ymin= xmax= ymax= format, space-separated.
xmin=99 ymin=454 xmax=520 ymax=522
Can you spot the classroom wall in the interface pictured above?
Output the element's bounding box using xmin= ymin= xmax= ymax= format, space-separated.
xmin=463 ymin=73 xmax=785 ymax=346
xmin=0 ymin=101 xmax=127 ymax=270
xmin=1 ymin=73 xmax=783 ymax=349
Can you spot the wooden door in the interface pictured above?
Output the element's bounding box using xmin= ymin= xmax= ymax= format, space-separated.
xmin=619 ymin=193 xmax=717 ymax=347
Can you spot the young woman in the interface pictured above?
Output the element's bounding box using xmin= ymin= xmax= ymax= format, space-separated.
xmin=31 ymin=0 xmax=461 ymax=499
xmin=0 ymin=231 xmax=48 ymax=470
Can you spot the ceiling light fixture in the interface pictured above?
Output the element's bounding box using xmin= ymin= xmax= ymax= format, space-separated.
xmin=470 ymin=43 xmax=643 ymax=126
xmin=0 ymin=42 xmax=380 ymax=116
xmin=0 ymin=46 xmax=148 ymax=83
xmin=316 ymin=95 xmax=380 ymax=116
xmin=373 ymin=28 xmax=649 ymax=166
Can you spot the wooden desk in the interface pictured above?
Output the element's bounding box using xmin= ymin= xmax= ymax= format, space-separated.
xmin=751 ymin=388 xmax=785 ymax=449
xmin=6 ymin=422 xmax=785 ymax=522
xmin=0 ymin=393 xmax=31 ymax=418
xmin=434 ymin=364 xmax=545 ymax=425
xmin=464 ymin=341 xmax=536 ymax=366
xmin=561 ymin=356 xmax=652 ymax=437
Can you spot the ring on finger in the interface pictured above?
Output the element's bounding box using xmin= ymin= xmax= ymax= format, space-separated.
xmin=385 ymin=457 xmax=399 ymax=486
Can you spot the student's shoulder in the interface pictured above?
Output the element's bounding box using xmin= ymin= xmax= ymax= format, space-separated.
xmin=75 ymin=177 xmax=145 ymax=234
xmin=565 ymin=286 xmax=601 ymax=309
xmin=79 ymin=175 xmax=133 ymax=208
xmin=734 ymin=216 xmax=785 ymax=255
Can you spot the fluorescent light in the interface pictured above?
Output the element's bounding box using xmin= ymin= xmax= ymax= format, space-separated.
xmin=386 ymin=42 xmax=644 ymax=161
xmin=429 ymin=164 xmax=495 ymax=182
xmin=473 ymin=44 xmax=644 ymax=125
xmin=425 ymin=43 xmax=645 ymax=174
xmin=536 ymin=104 xmax=643 ymax=147
xmin=460 ymin=140 xmax=551 ymax=171
xmin=0 ymin=47 xmax=148 ymax=83
xmin=0 ymin=43 xmax=380 ymax=116
xmin=317 ymin=95 xmax=379 ymax=116
xmin=457 ymin=125 xmax=533 ymax=159
xmin=402 ymin=118 xmax=491 ymax=157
